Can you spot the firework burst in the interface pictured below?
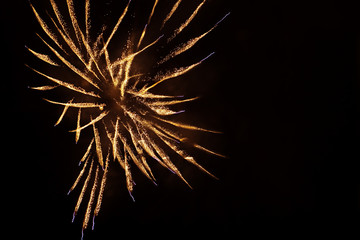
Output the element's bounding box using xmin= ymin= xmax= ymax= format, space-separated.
xmin=26 ymin=0 xmax=228 ymax=237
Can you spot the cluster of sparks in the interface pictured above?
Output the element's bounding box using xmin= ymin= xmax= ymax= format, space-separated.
xmin=27 ymin=0 xmax=228 ymax=237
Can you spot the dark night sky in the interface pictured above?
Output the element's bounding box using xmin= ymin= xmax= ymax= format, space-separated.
xmin=2 ymin=0 xmax=360 ymax=239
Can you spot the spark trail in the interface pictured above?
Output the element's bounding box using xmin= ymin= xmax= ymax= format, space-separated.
xmin=27 ymin=0 xmax=229 ymax=237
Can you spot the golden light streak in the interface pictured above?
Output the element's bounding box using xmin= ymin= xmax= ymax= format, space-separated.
xmin=168 ymin=0 xmax=206 ymax=41
xmin=44 ymin=99 xmax=105 ymax=109
xmin=47 ymin=14 xmax=88 ymax=69
xmin=50 ymin=0 xmax=71 ymax=39
xmin=141 ymin=52 xmax=214 ymax=93
xmin=94 ymin=151 xmax=110 ymax=220
xmin=119 ymin=35 xmax=164 ymax=96
xmin=36 ymin=34 xmax=101 ymax=90
xmin=99 ymin=0 xmax=131 ymax=57
xmin=69 ymin=111 xmax=109 ymax=132
xmin=159 ymin=12 xmax=230 ymax=64
xmin=124 ymin=148 xmax=135 ymax=201
xmin=150 ymin=139 xmax=192 ymax=188
xmin=125 ymin=123 xmax=156 ymax=181
xmin=128 ymin=90 xmax=183 ymax=99
xmin=136 ymin=128 xmax=161 ymax=163
xmin=118 ymin=128 xmax=154 ymax=182
xmin=27 ymin=0 xmax=228 ymax=236
xmin=137 ymin=0 xmax=158 ymax=49
xmin=137 ymin=24 xmax=148 ymax=50
xmin=76 ymin=109 xmax=82 ymax=143
xmin=26 ymin=65 xmax=100 ymax=98
xmin=80 ymin=138 xmax=94 ymax=163
xmin=29 ymin=85 xmax=59 ymax=91
xmin=73 ymin=158 xmax=94 ymax=222
xmin=83 ymin=166 xmax=99 ymax=231
xmin=103 ymin=123 xmax=125 ymax=169
xmin=158 ymin=134 xmax=218 ymax=179
xmin=154 ymin=116 xmax=221 ymax=134
xmin=161 ymin=0 xmax=182 ymax=29
xmin=29 ymin=2 xmax=67 ymax=53
xmin=103 ymin=38 xmax=116 ymax=85
xmin=66 ymin=0 xmax=83 ymax=48
xmin=193 ymin=144 xmax=227 ymax=158
xmin=54 ymin=98 xmax=73 ymax=126
xmin=92 ymin=120 xmax=104 ymax=168
xmin=25 ymin=46 xmax=59 ymax=66
xmin=148 ymin=105 xmax=183 ymax=116
xmin=85 ymin=0 xmax=91 ymax=44
xmin=68 ymin=157 xmax=90 ymax=195
xmin=112 ymin=118 xmax=120 ymax=160
xmin=148 ymin=96 xmax=199 ymax=106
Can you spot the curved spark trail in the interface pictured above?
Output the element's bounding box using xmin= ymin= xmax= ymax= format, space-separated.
xmin=26 ymin=0 xmax=228 ymax=237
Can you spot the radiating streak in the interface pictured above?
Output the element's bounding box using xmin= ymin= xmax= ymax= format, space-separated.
xmin=120 ymin=59 xmax=133 ymax=98
xmin=44 ymin=99 xmax=105 ymax=109
xmin=25 ymin=46 xmax=59 ymax=66
xmin=135 ymin=126 xmax=161 ymax=163
xmin=112 ymin=118 xmax=120 ymax=160
xmin=154 ymin=116 xmax=221 ymax=134
xmin=161 ymin=0 xmax=182 ymax=29
xmin=118 ymin=128 xmax=154 ymax=182
xmin=112 ymin=35 xmax=164 ymax=68
xmin=149 ymin=137 xmax=192 ymax=188
xmin=73 ymin=158 xmax=94 ymax=222
xmin=26 ymin=65 xmax=100 ymax=98
xmin=99 ymin=0 xmax=131 ymax=57
xmin=137 ymin=0 xmax=158 ymax=49
xmin=68 ymin=157 xmax=90 ymax=195
xmin=119 ymin=35 xmax=165 ymax=96
xmin=69 ymin=111 xmax=109 ymax=132
xmin=148 ymin=105 xmax=184 ymax=116
xmin=76 ymin=108 xmax=82 ymax=143
xmin=66 ymin=0 xmax=83 ymax=49
xmin=29 ymin=2 xmax=67 ymax=54
xmin=169 ymin=0 xmax=206 ymax=41
xmin=36 ymin=34 xmax=101 ymax=90
xmin=74 ymin=21 xmax=107 ymax=82
xmin=29 ymin=85 xmax=59 ymax=91
xmin=124 ymin=148 xmax=135 ymax=201
xmin=148 ymin=96 xmax=199 ymax=106
xmin=83 ymin=166 xmax=99 ymax=231
xmin=125 ymin=122 xmax=156 ymax=181
xmin=151 ymin=121 xmax=184 ymax=142
xmin=47 ymin=14 xmax=88 ymax=72
xmin=93 ymin=151 xmax=110 ymax=222
xmin=128 ymin=90 xmax=183 ymax=99
xmin=85 ymin=0 xmax=91 ymax=44
xmin=141 ymin=60 xmax=203 ymax=93
xmin=157 ymin=132 xmax=218 ymax=179
xmin=111 ymin=35 xmax=164 ymax=72
xmin=144 ymin=51 xmax=213 ymax=94
xmin=160 ymin=13 xmax=229 ymax=64
xmin=50 ymin=0 xmax=109 ymax=83
xmin=50 ymin=0 xmax=71 ymax=39
xmin=193 ymin=144 xmax=226 ymax=158
xmin=148 ymin=0 xmax=159 ymax=25
xmin=80 ymin=138 xmax=95 ymax=163
xmin=92 ymin=120 xmax=104 ymax=169
xmin=54 ymin=98 xmax=73 ymax=126
xmin=103 ymin=123 xmax=125 ymax=169
xmin=137 ymin=24 xmax=148 ymax=50
xmin=103 ymin=38 xmax=116 ymax=85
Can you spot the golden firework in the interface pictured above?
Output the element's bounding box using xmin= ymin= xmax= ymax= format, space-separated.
xmin=26 ymin=0 xmax=228 ymax=237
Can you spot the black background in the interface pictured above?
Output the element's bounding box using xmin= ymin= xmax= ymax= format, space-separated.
xmin=2 ymin=0 xmax=360 ymax=239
